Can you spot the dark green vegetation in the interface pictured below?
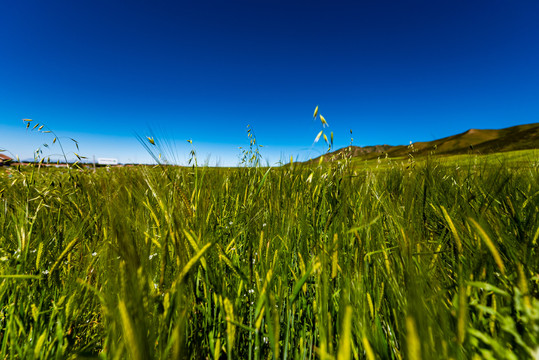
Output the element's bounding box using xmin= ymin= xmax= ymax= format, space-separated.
xmin=315 ymin=122 xmax=539 ymax=162
xmin=0 ymin=154 xmax=538 ymax=359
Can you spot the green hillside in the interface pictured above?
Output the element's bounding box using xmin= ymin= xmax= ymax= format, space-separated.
xmin=315 ymin=122 xmax=539 ymax=162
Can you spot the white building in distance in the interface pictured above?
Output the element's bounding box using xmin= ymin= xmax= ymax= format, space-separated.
xmin=97 ymin=158 xmax=118 ymax=166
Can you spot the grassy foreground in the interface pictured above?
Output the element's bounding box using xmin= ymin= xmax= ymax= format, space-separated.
xmin=0 ymin=155 xmax=538 ymax=359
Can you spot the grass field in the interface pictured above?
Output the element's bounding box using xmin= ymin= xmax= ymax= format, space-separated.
xmin=344 ymin=148 xmax=539 ymax=170
xmin=0 ymin=150 xmax=538 ymax=359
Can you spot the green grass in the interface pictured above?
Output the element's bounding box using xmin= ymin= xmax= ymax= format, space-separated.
xmin=345 ymin=148 xmax=539 ymax=170
xmin=0 ymin=151 xmax=538 ymax=359
xmin=320 ymin=122 xmax=539 ymax=161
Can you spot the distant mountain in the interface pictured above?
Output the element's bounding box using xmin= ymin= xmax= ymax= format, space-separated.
xmin=312 ymin=123 xmax=539 ymax=162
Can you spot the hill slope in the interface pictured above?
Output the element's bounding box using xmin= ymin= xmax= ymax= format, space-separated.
xmin=315 ymin=122 xmax=539 ymax=161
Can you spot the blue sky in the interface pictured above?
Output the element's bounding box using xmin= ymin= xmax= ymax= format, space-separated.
xmin=1 ymin=0 xmax=538 ymax=165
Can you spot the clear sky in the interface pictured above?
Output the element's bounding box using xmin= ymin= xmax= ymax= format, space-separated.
xmin=1 ymin=0 xmax=538 ymax=165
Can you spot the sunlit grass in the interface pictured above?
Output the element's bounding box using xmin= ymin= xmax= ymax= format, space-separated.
xmin=0 ymin=144 xmax=538 ymax=359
